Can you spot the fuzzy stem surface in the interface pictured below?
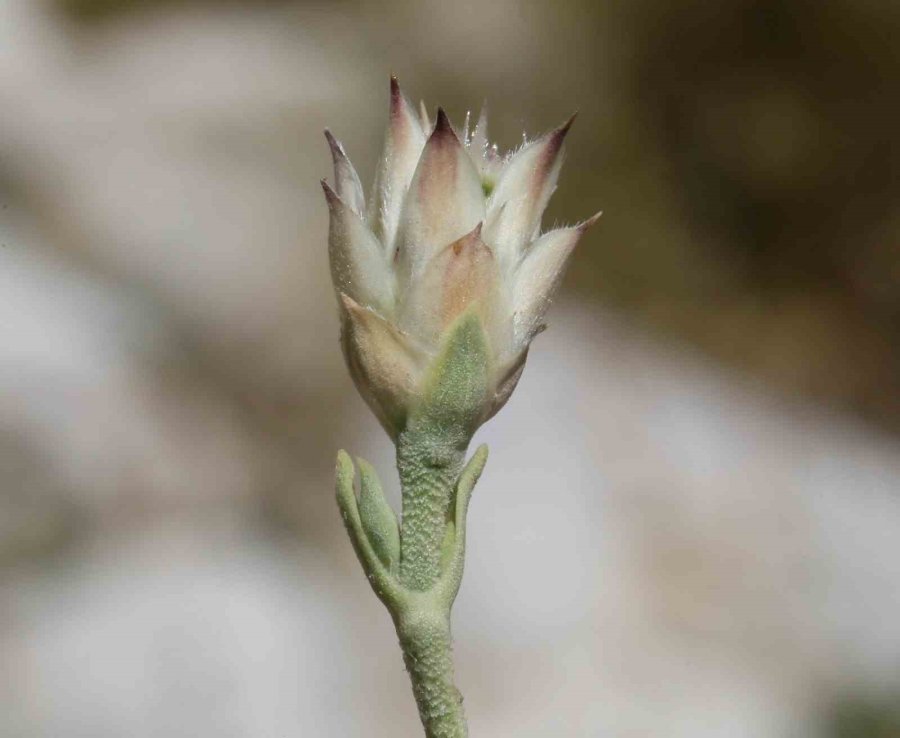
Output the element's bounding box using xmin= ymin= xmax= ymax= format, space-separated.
xmin=394 ymin=422 xmax=470 ymax=735
xmin=396 ymin=425 xmax=466 ymax=591
xmin=336 ymin=417 xmax=487 ymax=736
xmin=396 ymin=603 xmax=467 ymax=738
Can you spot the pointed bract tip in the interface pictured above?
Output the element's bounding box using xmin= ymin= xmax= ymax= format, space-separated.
xmin=339 ymin=292 xmax=384 ymax=322
xmin=323 ymin=129 xmax=342 ymax=155
xmin=559 ymin=112 xmax=578 ymax=135
xmin=388 ymin=75 xmax=417 ymax=126
xmin=544 ymin=112 xmax=577 ymax=147
xmin=450 ymin=222 xmax=486 ymax=256
xmin=338 ymin=291 xmax=356 ymax=310
xmin=433 ymin=107 xmax=455 ymax=139
xmin=320 ymin=178 xmax=339 ymax=206
xmin=578 ymin=210 xmax=603 ymax=231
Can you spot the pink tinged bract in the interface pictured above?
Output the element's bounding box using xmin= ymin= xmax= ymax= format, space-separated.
xmin=340 ymin=293 xmax=425 ymax=438
xmin=484 ymin=116 xmax=575 ymax=265
xmin=324 ymin=181 xmax=395 ymax=316
xmin=324 ymin=129 xmax=366 ymax=217
xmin=399 ymin=223 xmax=502 ymax=347
xmin=511 ymin=212 xmax=601 ymax=346
xmin=368 ymin=77 xmax=427 ymax=254
xmin=396 ymin=109 xmax=486 ymax=289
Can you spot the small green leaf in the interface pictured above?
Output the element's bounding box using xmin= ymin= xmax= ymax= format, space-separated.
xmin=439 ymin=520 xmax=456 ymax=573
xmin=356 ymin=458 xmax=401 ymax=570
xmin=434 ymin=444 xmax=489 ymax=608
xmin=415 ymin=309 xmax=490 ymax=437
xmin=335 ymin=450 xmax=357 ymax=512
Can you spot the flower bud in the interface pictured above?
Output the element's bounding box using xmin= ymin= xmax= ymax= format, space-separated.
xmin=324 ymin=77 xmax=600 ymax=439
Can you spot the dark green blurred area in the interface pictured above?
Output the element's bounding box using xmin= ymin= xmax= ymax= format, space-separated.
xmin=829 ymin=695 xmax=900 ymax=738
xmin=54 ymin=0 xmax=900 ymax=432
xmin=57 ymin=0 xmax=289 ymax=23
xmin=616 ymin=0 xmax=900 ymax=429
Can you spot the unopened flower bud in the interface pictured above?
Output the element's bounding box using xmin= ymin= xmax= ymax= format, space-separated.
xmin=324 ymin=77 xmax=600 ymax=439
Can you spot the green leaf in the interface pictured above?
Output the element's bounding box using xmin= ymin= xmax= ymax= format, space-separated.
xmin=439 ymin=520 xmax=456 ymax=574
xmin=356 ymin=457 xmax=401 ymax=570
xmin=415 ymin=309 xmax=490 ymax=437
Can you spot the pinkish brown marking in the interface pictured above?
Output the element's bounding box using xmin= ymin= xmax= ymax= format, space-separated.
xmin=438 ymin=228 xmax=495 ymax=329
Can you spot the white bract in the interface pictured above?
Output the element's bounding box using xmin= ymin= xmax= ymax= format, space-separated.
xmin=324 ymin=77 xmax=600 ymax=438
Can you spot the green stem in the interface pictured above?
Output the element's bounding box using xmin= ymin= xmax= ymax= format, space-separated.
xmin=396 ymin=426 xmax=466 ymax=590
xmin=396 ymin=602 xmax=467 ymax=738
xmin=395 ymin=423 xmax=468 ymax=735
xmin=336 ymin=436 xmax=487 ymax=738
xmin=335 ymin=310 xmax=493 ymax=736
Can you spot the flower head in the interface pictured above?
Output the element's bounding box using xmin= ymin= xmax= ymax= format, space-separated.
xmin=324 ymin=77 xmax=600 ymax=439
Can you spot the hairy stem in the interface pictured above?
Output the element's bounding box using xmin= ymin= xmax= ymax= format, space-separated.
xmin=396 ymin=604 xmax=467 ymax=738
xmin=396 ymin=426 xmax=466 ymax=590
xmin=394 ymin=422 xmax=470 ymax=735
xmin=336 ymin=422 xmax=487 ymax=736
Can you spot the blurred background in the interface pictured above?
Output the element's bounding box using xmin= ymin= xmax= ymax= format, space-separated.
xmin=1 ymin=0 xmax=899 ymax=735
